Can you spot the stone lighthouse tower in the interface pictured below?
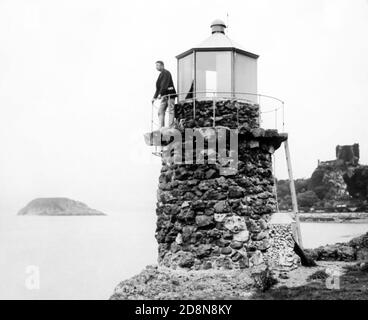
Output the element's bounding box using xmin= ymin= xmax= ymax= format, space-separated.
xmin=151 ymin=20 xmax=300 ymax=271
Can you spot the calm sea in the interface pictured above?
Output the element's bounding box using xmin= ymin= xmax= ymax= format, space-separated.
xmin=0 ymin=214 xmax=367 ymax=300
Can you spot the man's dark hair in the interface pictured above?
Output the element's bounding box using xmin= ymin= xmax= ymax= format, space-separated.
xmin=155 ymin=60 xmax=164 ymax=66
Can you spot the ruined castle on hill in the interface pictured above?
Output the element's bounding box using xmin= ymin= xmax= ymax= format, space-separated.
xmin=318 ymin=144 xmax=360 ymax=168
xmin=278 ymin=144 xmax=368 ymax=212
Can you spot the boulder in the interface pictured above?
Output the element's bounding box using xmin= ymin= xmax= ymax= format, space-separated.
xmin=195 ymin=215 xmax=214 ymax=228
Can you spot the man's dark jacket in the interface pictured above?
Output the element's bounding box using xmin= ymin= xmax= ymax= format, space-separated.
xmin=154 ymin=69 xmax=176 ymax=99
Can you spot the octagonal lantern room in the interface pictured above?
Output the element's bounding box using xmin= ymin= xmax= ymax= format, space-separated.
xmin=176 ymin=19 xmax=259 ymax=102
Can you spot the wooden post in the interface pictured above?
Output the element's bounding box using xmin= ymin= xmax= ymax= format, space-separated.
xmin=284 ymin=139 xmax=303 ymax=249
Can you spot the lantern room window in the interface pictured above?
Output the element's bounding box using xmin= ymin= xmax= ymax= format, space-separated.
xmin=178 ymin=53 xmax=193 ymax=100
xmin=196 ymin=51 xmax=232 ymax=99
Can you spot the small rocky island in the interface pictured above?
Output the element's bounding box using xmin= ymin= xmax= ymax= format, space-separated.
xmin=17 ymin=197 xmax=106 ymax=216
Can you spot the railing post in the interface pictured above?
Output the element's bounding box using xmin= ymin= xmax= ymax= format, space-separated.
xmin=193 ymin=95 xmax=196 ymax=123
xmin=151 ymin=99 xmax=154 ymax=133
xmin=282 ymin=101 xmax=285 ymax=132
xmin=236 ymin=101 xmax=239 ymax=128
xmin=212 ymin=93 xmax=216 ymax=127
xmin=275 ymin=107 xmax=278 ymax=130
xmin=258 ymin=94 xmax=262 ymax=127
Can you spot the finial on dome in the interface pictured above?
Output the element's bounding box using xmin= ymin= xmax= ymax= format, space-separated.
xmin=210 ymin=19 xmax=226 ymax=34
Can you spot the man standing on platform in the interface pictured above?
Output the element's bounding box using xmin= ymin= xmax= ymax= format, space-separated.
xmin=152 ymin=61 xmax=176 ymax=129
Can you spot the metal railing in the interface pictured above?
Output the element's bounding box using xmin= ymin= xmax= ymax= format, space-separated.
xmin=151 ymin=91 xmax=285 ymax=134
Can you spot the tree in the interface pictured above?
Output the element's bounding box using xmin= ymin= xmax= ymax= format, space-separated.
xmin=297 ymin=191 xmax=319 ymax=208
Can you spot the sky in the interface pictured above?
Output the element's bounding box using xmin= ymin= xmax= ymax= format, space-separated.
xmin=0 ymin=0 xmax=367 ymax=215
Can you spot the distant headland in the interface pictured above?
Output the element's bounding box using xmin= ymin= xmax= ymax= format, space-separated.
xmin=17 ymin=197 xmax=106 ymax=216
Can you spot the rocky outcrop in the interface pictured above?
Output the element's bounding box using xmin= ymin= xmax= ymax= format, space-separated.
xmin=305 ymin=244 xmax=356 ymax=262
xmin=17 ymin=198 xmax=106 ymax=216
xmin=305 ymin=232 xmax=368 ymax=262
xmin=348 ymin=232 xmax=368 ymax=260
xmin=110 ymin=265 xmax=256 ymax=300
xmin=277 ymin=144 xmax=368 ymax=212
xmin=309 ymin=166 xmax=350 ymax=201
xmin=344 ymin=166 xmax=368 ymax=200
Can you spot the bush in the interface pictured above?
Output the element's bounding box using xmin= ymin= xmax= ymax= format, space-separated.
xmin=277 ymin=180 xmax=290 ymax=198
xmin=307 ymin=270 xmax=329 ymax=281
xmin=295 ymin=179 xmax=309 ymax=194
xmin=360 ymin=262 xmax=368 ymax=272
xmin=252 ymin=267 xmax=278 ymax=292
xmin=297 ymin=191 xmax=319 ymax=208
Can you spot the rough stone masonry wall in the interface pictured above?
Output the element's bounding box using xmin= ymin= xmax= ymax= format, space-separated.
xmin=266 ymin=224 xmax=300 ymax=271
xmin=155 ymin=100 xmax=288 ymax=270
xmin=175 ymin=99 xmax=260 ymax=129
